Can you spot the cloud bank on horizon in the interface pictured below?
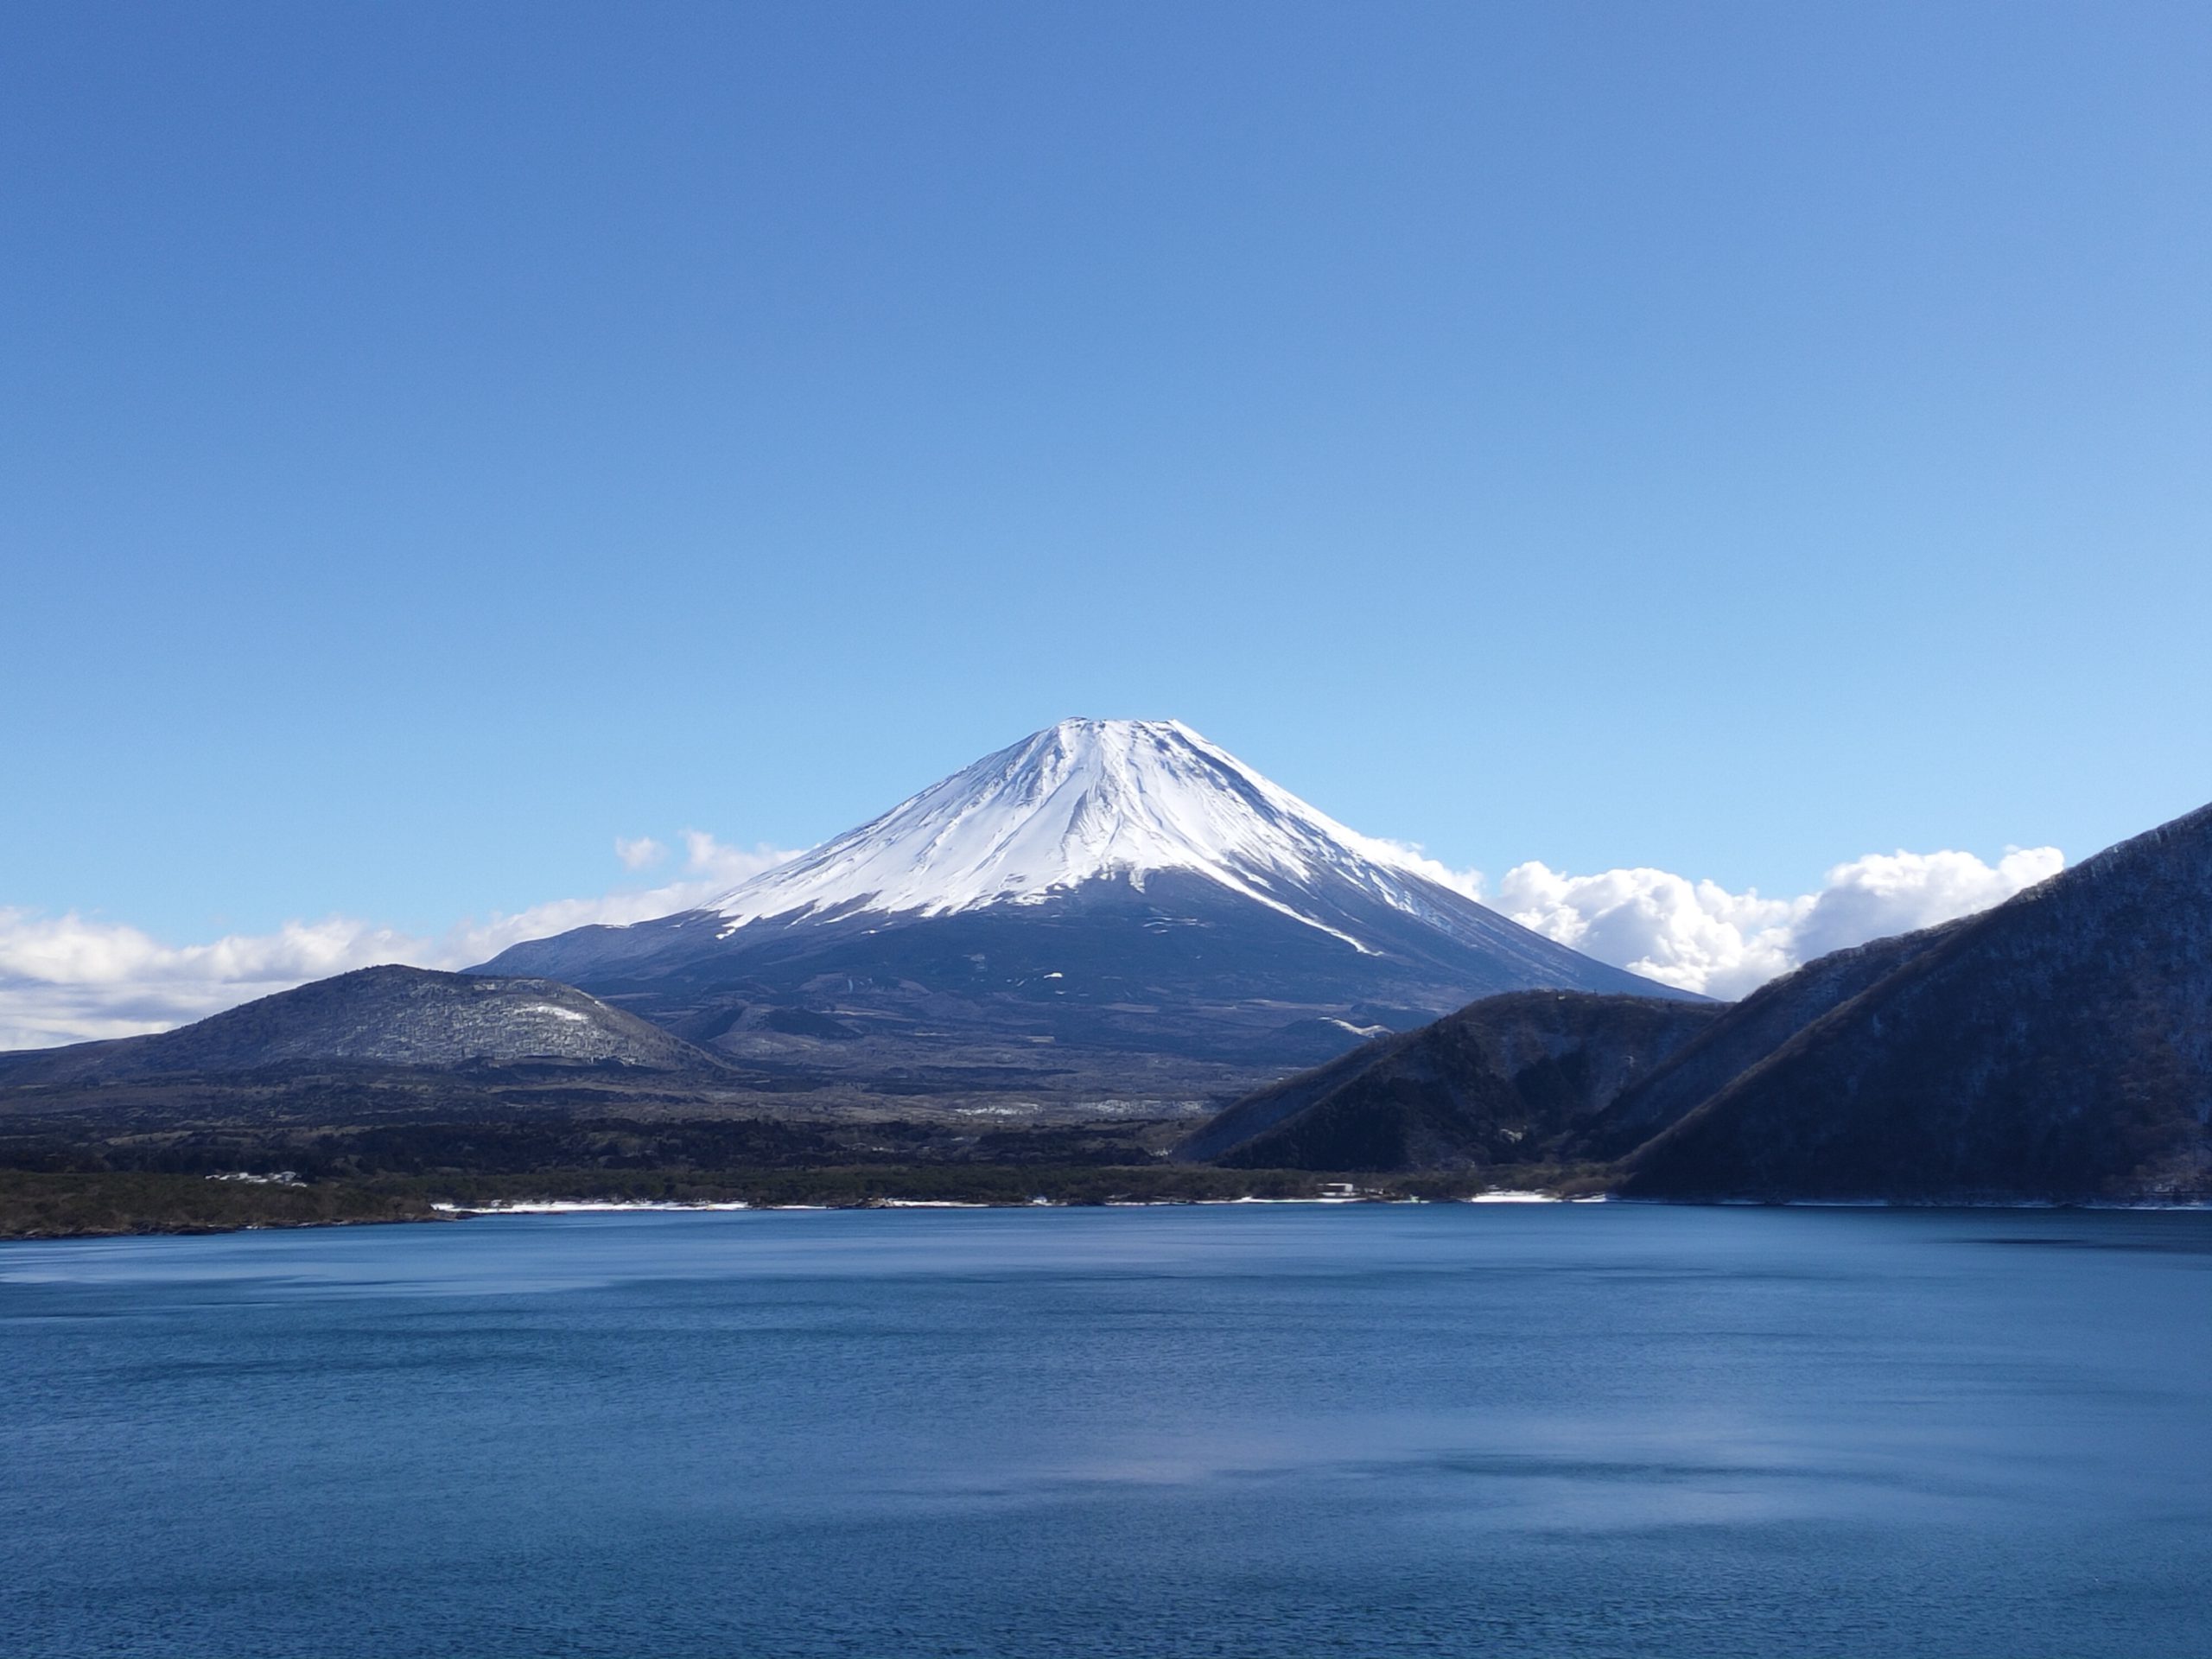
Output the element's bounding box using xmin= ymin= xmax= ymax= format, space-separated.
xmin=0 ymin=836 xmax=2063 ymax=1050
xmin=1488 ymin=845 xmax=2064 ymax=1001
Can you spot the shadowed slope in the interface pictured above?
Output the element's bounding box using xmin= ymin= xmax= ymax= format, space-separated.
xmin=1624 ymin=800 xmax=2212 ymax=1201
xmin=1571 ymin=923 xmax=1966 ymax=1160
xmin=1180 ymin=991 xmax=1723 ymax=1170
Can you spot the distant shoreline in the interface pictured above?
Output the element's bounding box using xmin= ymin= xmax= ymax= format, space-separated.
xmin=5 ymin=1175 xmax=2209 ymax=1244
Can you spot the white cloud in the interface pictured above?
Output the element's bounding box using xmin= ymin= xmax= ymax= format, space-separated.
xmin=613 ymin=836 xmax=665 ymax=870
xmin=0 ymin=832 xmax=801 ymax=1052
xmin=679 ymin=830 xmax=790 ymax=888
xmin=1789 ymin=846 xmax=2065 ymax=963
xmin=1493 ymin=846 xmax=2065 ymax=1000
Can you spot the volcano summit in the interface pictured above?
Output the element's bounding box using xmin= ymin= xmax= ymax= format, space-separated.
xmin=483 ymin=720 xmax=1687 ymax=1112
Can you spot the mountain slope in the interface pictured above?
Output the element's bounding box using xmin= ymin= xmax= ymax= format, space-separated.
xmin=0 ymin=966 xmax=726 ymax=1089
xmin=1179 ymin=924 xmax=1953 ymax=1174
xmin=1624 ymin=799 xmax=2212 ymax=1201
xmin=482 ymin=720 xmax=1689 ymax=1110
xmin=694 ymin=719 xmax=1582 ymax=958
xmin=1569 ymin=923 xmax=1965 ymax=1160
xmin=1179 ymin=991 xmax=1723 ymax=1170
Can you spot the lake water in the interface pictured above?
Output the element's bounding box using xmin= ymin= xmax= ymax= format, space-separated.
xmin=4 ymin=1204 xmax=2210 ymax=1658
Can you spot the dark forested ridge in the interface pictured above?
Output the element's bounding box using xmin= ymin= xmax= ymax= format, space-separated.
xmin=1621 ymin=800 xmax=2212 ymax=1201
xmin=1188 ymin=798 xmax=2212 ymax=1203
xmin=1571 ymin=925 xmax=1962 ymax=1160
xmin=1177 ymin=992 xmax=1721 ymax=1170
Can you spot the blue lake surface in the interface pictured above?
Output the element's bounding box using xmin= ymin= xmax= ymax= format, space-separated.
xmin=4 ymin=1204 xmax=2211 ymax=1657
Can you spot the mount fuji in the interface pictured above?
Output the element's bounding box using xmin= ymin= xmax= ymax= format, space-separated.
xmin=481 ymin=719 xmax=1690 ymax=1112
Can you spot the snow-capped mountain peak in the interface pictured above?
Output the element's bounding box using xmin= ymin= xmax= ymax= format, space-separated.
xmin=707 ymin=718 xmax=1463 ymax=947
xmin=475 ymin=717 xmax=1692 ymax=1105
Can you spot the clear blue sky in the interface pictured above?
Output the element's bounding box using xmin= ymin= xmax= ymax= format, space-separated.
xmin=5 ymin=0 xmax=2207 ymax=941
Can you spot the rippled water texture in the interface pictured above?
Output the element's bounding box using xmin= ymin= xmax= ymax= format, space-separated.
xmin=6 ymin=1205 xmax=2211 ymax=1657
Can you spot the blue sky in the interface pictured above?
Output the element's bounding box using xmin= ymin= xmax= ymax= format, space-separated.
xmin=4 ymin=2 xmax=2207 ymax=968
